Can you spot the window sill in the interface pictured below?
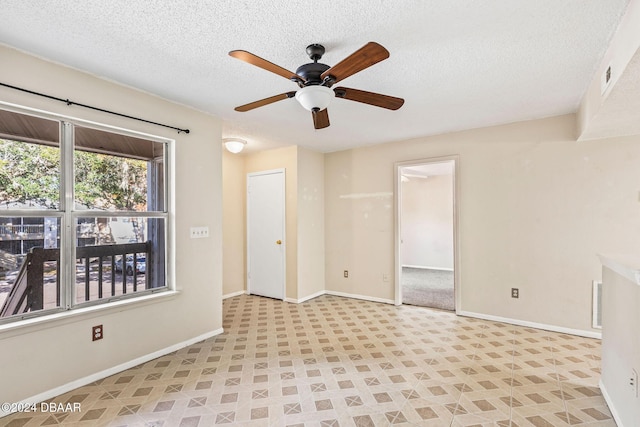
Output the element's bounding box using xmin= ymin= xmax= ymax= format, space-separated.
xmin=0 ymin=290 xmax=180 ymax=339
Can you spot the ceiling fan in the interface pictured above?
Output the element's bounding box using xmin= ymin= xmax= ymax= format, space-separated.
xmin=229 ymin=42 xmax=404 ymax=130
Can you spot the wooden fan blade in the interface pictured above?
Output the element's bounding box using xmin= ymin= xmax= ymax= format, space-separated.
xmin=234 ymin=92 xmax=296 ymax=112
xmin=334 ymin=87 xmax=404 ymax=110
xmin=320 ymin=42 xmax=389 ymax=84
xmin=229 ymin=50 xmax=306 ymax=83
xmin=312 ymin=109 xmax=330 ymax=129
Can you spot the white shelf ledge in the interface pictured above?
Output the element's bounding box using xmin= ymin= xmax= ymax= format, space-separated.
xmin=598 ymin=254 xmax=640 ymax=286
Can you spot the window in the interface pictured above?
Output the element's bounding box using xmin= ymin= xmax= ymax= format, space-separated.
xmin=0 ymin=106 xmax=171 ymax=323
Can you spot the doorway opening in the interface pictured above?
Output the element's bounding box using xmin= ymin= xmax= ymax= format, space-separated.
xmin=395 ymin=158 xmax=457 ymax=311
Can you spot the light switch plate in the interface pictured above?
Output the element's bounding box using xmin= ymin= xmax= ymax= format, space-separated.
xmin=190 ymin=226 xmax=209 ymax=239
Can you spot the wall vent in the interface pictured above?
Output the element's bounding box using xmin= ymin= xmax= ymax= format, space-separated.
xmin=592 ymin=280 xmax=602 ymax=329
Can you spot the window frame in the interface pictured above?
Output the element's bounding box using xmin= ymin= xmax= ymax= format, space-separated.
xmin=0 ymin=103 xmax=173 ymax=324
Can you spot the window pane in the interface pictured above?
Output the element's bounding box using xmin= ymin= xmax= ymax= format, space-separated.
xmin=0 ymin=216 xmax=61 ymax=318
xmin=74 ymin=126 xmax=165 ymax=212
xmin=0 ymin=138 xmax=61 ymax=210
xmin=74 ymin=217 xmax=166 ymax=304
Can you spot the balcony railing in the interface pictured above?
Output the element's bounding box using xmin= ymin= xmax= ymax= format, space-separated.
xmin=0 ymin=223 xmax=102 ymax=241
xmin=0 ymin=224 xmax=44 ymax=240
xmin=0 ymin=241 xmax=151 ymax=317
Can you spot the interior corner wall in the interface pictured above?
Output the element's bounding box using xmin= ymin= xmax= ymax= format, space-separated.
xmin=401 ymin=174 xmax=454 ymax=269
xmin=244 ymin=146 xmax=298 ymax=300
xmin=297 ymin=147 xmax=325 ymax=300
xmin=578 ymin=0 xmax=640 ymax=136
xmin=325 ymin=114 xmax=640 ymax=333
xmin=222 ymin=150 xmax=246 ymax=296
xmin=0 ymin=45 xmax=223 ymax=405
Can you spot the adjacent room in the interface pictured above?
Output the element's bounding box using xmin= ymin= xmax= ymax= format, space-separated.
xmin=1 ymin=1 xmax=639 ymax=426
xmin=399 ymin=160 xmax=456 ymax=311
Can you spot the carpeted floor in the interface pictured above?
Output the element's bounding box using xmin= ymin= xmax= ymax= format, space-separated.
xmin=401 ymin=266 xmax=454 ymax=311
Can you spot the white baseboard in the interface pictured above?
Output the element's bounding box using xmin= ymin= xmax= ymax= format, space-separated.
xmin=223 ymin=290 xmax=246 ymax=300
xmin=599 ymin=379 xmax=625 ymax=427
xmin=402 ymin=265 xmax=454 ymax=272
xmin=458 ymin=310 xmax=601 ymax=339
xmin=326 ymin=290 xmax=395 ymax=305
xmin=285 ymin=290 xmax=326 ymax=304
xmin=1 ymin=328 xmax=224 ymax=419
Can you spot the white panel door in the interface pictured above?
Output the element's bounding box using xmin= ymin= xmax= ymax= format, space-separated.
xmin=247 ymin=169 xmax=285 ymax=300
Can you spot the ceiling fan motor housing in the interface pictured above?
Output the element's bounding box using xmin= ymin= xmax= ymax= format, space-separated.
xmin=295 ymin=62 xmax=331 ymax=86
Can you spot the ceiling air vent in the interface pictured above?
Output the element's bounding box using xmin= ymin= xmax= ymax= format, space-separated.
xmin=601 ymin=64 xmax=612 ymax=95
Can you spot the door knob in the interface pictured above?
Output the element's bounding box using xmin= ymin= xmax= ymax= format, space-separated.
xmin=276 ymin=240 xmax=282 ymax=245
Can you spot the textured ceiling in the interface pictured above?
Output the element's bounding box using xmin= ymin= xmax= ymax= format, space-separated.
xmin=0 ymin=0 xmax=631 ymax=153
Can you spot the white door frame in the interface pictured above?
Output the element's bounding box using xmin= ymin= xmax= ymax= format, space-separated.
xmin=394 ymin=156 xmax=461 ymax=312
xmin=246 ymin=168 xmax=286 ymax=300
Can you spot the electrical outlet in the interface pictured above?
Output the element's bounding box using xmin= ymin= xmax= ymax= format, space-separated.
xmin=92 ymin=325 xmax=103 ymax=341
xmin=631 ymin=369 xmax=638 ymax=398
xmin=190 ymin=226 xmax=209 ymax=239
xmin=382 ymin=273 xmax=389 ymax=282
xmin=511 ymin=288 xmax=519 ymax=298
xmin=343 ymin=270 xmax=349 ymax=278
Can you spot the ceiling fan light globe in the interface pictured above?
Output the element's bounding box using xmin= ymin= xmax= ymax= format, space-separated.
xmin=295 ymin=85 xmax=333 ymax=112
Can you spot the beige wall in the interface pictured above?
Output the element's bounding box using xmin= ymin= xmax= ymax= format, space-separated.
xmin=297 ymin=147 xmax=325 ymax=300
xmin=325 ymin=114 xmax=640 ymax=333
xmin=244 ymin=146 xmax=298 ymax=299
xmin=325 ymin=149 xmax=395 ymax=301
xmin=224 ymin=146 xmax=324 ymax=302
xmin=222 ymin=150 xmax=246 ymax=296
xmin=401 ymin=174 xmax=454 ymax=269
xmin=0 ymin=45 xmax=223 ymax=404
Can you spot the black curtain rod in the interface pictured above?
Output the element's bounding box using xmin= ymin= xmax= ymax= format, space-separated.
xmin=0 ymin=82 xmax=190 ymax=134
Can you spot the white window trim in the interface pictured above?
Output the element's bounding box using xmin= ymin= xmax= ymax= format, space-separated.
xmin=0 ymin=290 xmax=180 ymax=337
xmin=0 ymin=102 xmax=175 ymax=325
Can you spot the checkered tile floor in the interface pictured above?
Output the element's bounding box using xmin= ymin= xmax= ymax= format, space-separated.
xmin=2 ymin=294 xmax=615 ymax=426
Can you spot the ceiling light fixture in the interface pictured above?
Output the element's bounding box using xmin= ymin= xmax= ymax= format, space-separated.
xmin=223 ymin=138 xmax=246 ymax=154
xmin=295 ymin=85 xmax=333 ymax=112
